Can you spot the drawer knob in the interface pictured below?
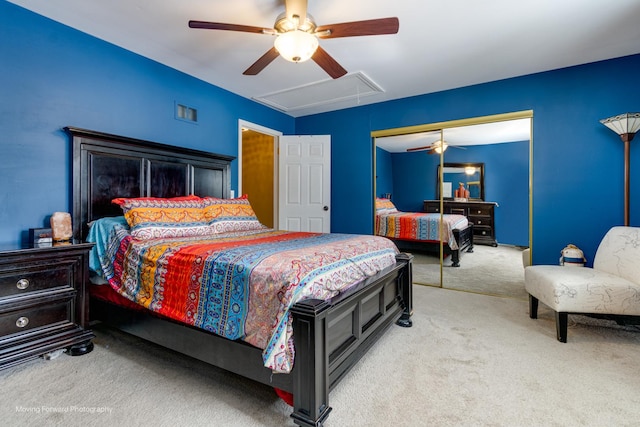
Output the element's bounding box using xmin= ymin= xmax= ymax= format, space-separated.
xmin=16 ymin=316 xmax=29 ymax=328
xmin=16 ymin=278 xmax=30 ymax=290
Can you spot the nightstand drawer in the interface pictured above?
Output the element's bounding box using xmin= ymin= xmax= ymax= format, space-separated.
xmin=0 ymin=299 xmax=72 ymax=337
xmin=0 ymin=264 xmax=74 ymax=300
xmin=469 ymin=206 xmax=492 ymax=216
xmin=468 ymin=216 xmax=492 ymax=227
xmin=474 ymin=225 xmax=493 ymax=237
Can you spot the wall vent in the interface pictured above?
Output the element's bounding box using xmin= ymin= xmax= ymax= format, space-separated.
xmin=176 ymin=103 xmax=198 ymax=123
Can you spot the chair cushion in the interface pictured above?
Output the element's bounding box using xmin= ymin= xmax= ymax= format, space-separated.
xmin=524 ymin=265 xmax=640 ymax=315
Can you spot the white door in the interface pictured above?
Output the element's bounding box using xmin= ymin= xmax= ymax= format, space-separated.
xmin=278 ymin=135 xmax=331 ymax=232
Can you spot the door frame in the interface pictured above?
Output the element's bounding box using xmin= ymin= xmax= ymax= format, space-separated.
xmin=238 ymin=119 xmax=282 ymax=225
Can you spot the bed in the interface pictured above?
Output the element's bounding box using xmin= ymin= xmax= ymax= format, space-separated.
xmin=375 ymin=198 xmax=474 ymax=267
xmin=68 ymin=127 xmax=413 ymax=427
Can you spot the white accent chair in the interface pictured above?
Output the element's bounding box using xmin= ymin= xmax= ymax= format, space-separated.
xmin=524 ymin=226 xmax=640 ymax=342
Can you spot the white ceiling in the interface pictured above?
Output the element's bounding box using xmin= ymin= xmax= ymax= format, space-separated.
xmin=375 ymin=119 xmax=532 ymax=153
xmin=8 ymin=0 xmax=640 ymax=117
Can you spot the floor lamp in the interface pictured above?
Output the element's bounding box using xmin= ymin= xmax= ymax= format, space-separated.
xmin=600 ymin=113 xmax=640 ymax=226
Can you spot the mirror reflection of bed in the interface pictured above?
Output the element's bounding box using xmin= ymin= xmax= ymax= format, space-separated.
xmin=373 ymin=112 xmax=532 ymax=300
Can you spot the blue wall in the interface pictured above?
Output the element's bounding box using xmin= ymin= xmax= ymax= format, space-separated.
xmin=0 ymin=2 xmax=294 ymax=245
xmin=375 ymin=147 xmax=394 ymax=198
xmin=3 ymin=2 xmax=640 ymax=267
xmin=389 ymin=151 xmax=440 ymax=212
xmin=297 ymin=54 xmax=640 ymax=266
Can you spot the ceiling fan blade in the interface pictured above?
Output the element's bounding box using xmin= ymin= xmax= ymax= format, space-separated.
xmin=316 ymin=17 xmax=399 ymax=39
xmin=188 ymin=21 xmax=271 ymax=34
xmin=243 ymin=47 xmax=280 ymax=76
xmin=406 ymin=145 xmax=433 ymax=152
xmin=285 ymin=0 xmax=308 ymax=23
xmin=311 ymin=46 xmax=347 ymax=79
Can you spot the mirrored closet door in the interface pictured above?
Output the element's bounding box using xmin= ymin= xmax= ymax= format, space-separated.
xmin=373 ymin=111 xmax=533 ymax=299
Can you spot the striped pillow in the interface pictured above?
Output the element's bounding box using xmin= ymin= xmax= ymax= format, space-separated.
xmin=114 ymin=196 xmax=214 ymax=239
xmin=202 ymin=195 xmax=266 ymax=233
xmin=375 ymin=197 xmax=398 ymax=214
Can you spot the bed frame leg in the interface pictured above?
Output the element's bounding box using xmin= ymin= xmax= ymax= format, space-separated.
xmin=68 ymin=340 xmax=94 ymax=356
xmin=290 ymin=299 xmax=332 ymax=427
xmin=451 ymin=250 xmax=461 ymax=267
xmin=395 ymin=253 xmax=413 ymax=328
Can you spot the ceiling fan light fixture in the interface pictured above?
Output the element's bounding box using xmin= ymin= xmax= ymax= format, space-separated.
xmin=434 ymin=141 xmax=448 ymax=154
xmin=274 ymin=30 xmax=318 ymax=63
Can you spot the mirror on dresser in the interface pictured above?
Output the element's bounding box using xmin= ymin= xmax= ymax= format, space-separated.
xmin=373 ymin=111 xmax=532 ymax=298
xmin=437 ymin=162 xmax=485 ymax=201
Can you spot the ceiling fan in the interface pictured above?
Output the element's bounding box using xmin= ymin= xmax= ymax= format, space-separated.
xmin=188 ymin=0 xmax=399 ymax=79
xmin=407 ymin=141 xmax=466 ymax=155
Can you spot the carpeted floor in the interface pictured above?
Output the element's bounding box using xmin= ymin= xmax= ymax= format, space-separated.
xmin=2 ymin=285 xmax=640 ymax=427
xmin=410 ymin=244 xmax=529 ymax=300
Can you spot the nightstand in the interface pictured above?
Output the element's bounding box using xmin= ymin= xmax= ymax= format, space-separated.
xmin=0 ymin=242 xmax=95 ymax=369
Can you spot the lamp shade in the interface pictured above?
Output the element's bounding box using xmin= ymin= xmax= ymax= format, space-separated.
xmin=600 ymin=112 xmax=640 ymax=227
xmin=274 ymin=30 xmax=318 ymax=63
xmin=600 ymin=113 xmax=640 ymax=135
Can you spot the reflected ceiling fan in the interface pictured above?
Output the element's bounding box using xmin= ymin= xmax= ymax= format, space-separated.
xmin=188 ymin=0 xmax=399 ymax=79
xmin=407 ymin=141 xmax=467 ymax=155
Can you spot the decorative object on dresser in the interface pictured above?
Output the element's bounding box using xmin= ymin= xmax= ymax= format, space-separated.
xmin=424 ymin=200 xmax=498 ymax=246
xmin=28 ymin=228 xmax=52 ymax=246
xmin=50 ymin=212 xmax=73 ymax=242
xmin=0 ymin=242 xmax=95 ymax=370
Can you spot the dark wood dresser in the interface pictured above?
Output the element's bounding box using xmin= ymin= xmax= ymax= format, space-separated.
xmin=0 ymin=242 xmax=95 ymax=369
xmin=423 ymin=200 xmax=498 ymax=246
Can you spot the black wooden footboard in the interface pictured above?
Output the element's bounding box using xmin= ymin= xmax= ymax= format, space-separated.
xmin=290 ymin=252 xmax=413 ymax=426
xmin=448 ymin=223 xmax=474 ymax=267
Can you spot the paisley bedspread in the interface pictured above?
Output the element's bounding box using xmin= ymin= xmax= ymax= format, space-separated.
xmin=375 ymin=211 xmax=468 ymax=250
xmin=89 ymin=221 xmax=398 ymax=373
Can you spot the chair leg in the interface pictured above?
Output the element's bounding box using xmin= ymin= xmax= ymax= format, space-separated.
xmin=529 ymin=295 xmax=538 ymax=319
xmin=555 ymin=311 xmax=568 ymax=343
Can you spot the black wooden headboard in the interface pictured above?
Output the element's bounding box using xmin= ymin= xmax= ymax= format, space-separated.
xmin=67 ymin=127 xmax=235 ymax=241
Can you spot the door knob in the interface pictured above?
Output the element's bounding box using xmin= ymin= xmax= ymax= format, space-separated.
xmin=323 ymin=206 xmax=329 ymax=211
